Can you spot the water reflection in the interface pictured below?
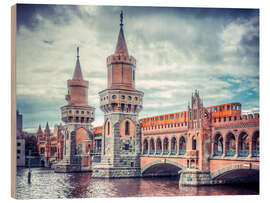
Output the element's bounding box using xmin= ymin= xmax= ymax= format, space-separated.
xmin=16 ymin=168 xmax=259 ymax=199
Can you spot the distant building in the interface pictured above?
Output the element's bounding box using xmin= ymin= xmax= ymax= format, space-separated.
xmin=16 ymin=111 xmax=25 ymax=167
xmin=36 ymin=123 xmax=64 ymax=167
xmin=16 ymin=110 xmax=22 ymax=132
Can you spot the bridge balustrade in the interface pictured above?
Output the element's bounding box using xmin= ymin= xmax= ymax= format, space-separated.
xmin=225 ymin=149 xmax=235 ymax=156
xmin=163 ymin=150 xmax=169 ymax=155
xmin=156 ymin=149 xmax=162 ymax=155
xmin=143 ymin=150 xmax=148 ymax=155
xmin=238 ymin=150 xmax=249 ymax=157
xmin=213 ymin=151 xmax=223 ymax=156
xmin=179 ymin=150 xmax=186 ymax=155
xmin=149 ymin=150 xmax=155 ymax=155
xmin=252 ymin=150 xmax=259 ymax=157
xmin=171 ymin=150 xmax=177 ymax=155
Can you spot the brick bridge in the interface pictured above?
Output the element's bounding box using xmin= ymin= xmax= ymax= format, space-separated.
xmin=140 ymin=103 xmax=259 ymax=185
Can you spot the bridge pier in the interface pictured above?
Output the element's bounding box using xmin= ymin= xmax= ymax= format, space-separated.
xmin=179 ymin=169 xmax=211 ymax=186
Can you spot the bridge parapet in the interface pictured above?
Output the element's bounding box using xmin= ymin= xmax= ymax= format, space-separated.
xmin=210 ymin=155 xmax=259 ymax=162
xmin=212 ymin=113 xmax=259 ymax=124
xmin=212 ymin=113 xmax=259 ymax=130
xmin=141 ymin=123 xmax=188 ymax=134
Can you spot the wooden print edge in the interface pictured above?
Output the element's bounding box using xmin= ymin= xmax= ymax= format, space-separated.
xmin=11 ymin=4 xmax=17 ymax=199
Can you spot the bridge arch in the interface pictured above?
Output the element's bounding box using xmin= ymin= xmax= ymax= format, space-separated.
xmin=225 ymin=132 xmax=236 ymax=156
xmin=171 ymin=137 xmax=177 ymax=155
xmin=251 ymin=130 xmax=259 ymax=157
xmin=163 ymin=137 xmax=169 ymax=155
xmin=213 ymin=132 xmax=223 ymax=156
xmin=141 ymin=159 xmax=186 ymax=177
xmin=238 ymin=131 xmax=250 ymax=157
xmin=156 ymin=137 xmax=162 ymax=155
xmin=179 ymin=136 xmax=186 ymax=155
xmin=211 ymin=164 xmax=259 ymax=184
xmin=149 ymin=138 xmax=155 ymax=154
xmin=142 ymin=138 xmax=148 ymax=154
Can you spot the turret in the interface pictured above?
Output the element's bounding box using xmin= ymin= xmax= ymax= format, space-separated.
xmin=92 ymin=11 xmax=143 ymax=178
xmin=100 ymin=11 xmax=143 ymax=115
xmin=61 ymin=47 xmax=95 ymax=125
xmin=106 ymin=11 xmax=136 ymax=91
xmin=66 ymin=47 xmax=89 ymax=105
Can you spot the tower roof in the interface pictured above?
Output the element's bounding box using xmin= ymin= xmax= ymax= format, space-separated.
xmin=45 ymin=122 xmax=50 ymax=133
xmin=37 ymin=124 xmax=43 ymax=133
xmin=72 ymin=47 xmax=83 ymax=80
xmin=114 ymin=11 xmax=129 ymax=55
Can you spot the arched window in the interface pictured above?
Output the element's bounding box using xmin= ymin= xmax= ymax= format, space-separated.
xmin=225 ymin=133 xmax=236 ymax=156
xmin=125 ymin=121 xmax=130 ymax=135
xmin=190 ymin=159 xmax=196 ymax=169
xmin=179 ymin=136 xmax=186 ymax=155
xmin=143 ymin=139 xmax=148 ymax=154
xmin=156 ymin=138 xmax=162 ymax=154
xmin=171 ymin=137 xmax=177 ymax=155
xmin=150 ymin=138 xmax=155 ymax=154
xmin=238 ymin=132 xmax=249 ymax=157
xmin=192 ymin=136 xmax=197 ymax=150
xmin=163 ymin=138 xmax=169 ymax=155
xmin=107 ymin=121 xmax=110 ymax=135
xmin=252 ymin=131 xmax=259 ymax=157
xmin=214 ymin=133 xmax=223 ymax=156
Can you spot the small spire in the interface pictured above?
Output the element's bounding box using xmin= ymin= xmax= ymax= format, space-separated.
xmin=72 ymin=47 xmax=83 ymax=80
xmin=38 ymin=124 xmax=42 ymax=133
xmin=45 ymin=122 xmax=50 ymax=132
xmin=77 ymin=46 xmax=80 ymax=59
xmin=120 ymin=10 xmax=123 ymax=27
xmin=115 ymin=11 xmax=129 ymax=55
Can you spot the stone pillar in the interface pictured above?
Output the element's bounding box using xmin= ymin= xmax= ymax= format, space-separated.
xmin=154 ymin=139 xmax=157 ymax=155
xmin=179 ymin=169 xmax=211 ymax=186
xmin=176 ymin=139 xmax=179 ymax=155
xmin=222 ymin=135 xmax=227 ymax=157
xmin=235 ymin=134 xmax=239 ymax=158
xmin=147 ymin=138 xmax=150 ymax=155
xmin=248 ymin=136 xmax=252 ymax=158
xmin=211 ymin=138 xmax=215 ymax=157
xmin=161 ymin=139 xmax=164 ymax=155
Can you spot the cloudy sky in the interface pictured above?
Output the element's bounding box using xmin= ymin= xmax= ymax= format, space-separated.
xmin=16 ymin=4 xmax=259 ymax=133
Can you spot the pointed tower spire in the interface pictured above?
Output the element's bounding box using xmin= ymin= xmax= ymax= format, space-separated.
xmin=115 ymin=11 xmax=129 ymax=55
xmin=45 ymin=122 xmax=50 ymax=133
xmin=72 ymin=47 xmax=83 ymax=80
xmin=38 ymin=124 xmax=42 ymax=133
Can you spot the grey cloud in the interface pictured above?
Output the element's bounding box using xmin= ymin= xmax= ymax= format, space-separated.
xmin=16 ymin=5 xmax=259 ymax=129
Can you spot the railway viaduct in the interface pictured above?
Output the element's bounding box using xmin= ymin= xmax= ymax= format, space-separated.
xmin=140 ymin=92 xmax=259 ymax=186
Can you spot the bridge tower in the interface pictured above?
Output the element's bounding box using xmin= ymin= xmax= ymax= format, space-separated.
xmin=179 ymin=90 xmax=212 ymax=185
xmin=92 ymin=11 xmax=144 ymax=178
xmin=54 ymin=47 xmax=95 ymax=173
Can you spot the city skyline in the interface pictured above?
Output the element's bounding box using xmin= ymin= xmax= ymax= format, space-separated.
xmin=16 ymin=4 xmax=259 ymax=132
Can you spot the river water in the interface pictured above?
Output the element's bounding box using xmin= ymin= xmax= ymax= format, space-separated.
xmin=16 ymin=168 xmax=259 ymax=199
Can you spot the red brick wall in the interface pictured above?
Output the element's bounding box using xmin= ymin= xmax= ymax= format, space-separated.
xmin=119 ymin=118 xmax=135 ymax=138
xmin=75 ymin=128 xmax=89 ymax=145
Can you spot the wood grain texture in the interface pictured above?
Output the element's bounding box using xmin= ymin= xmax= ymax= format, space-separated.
xmin=11 ymin=4 xmax=17 ymax=199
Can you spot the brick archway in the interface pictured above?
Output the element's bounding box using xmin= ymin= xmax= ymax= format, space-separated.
xmin=141 ymin=159 xmax=186 ymax=175
xmin=211 ymin=164 xmax=259 ymax=181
